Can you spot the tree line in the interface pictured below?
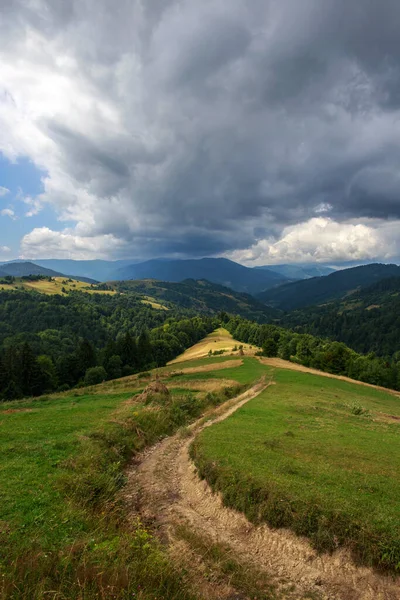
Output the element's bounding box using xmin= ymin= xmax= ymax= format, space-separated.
xmin=223 ymin=314 xmax=400 ymax=390
xmin=0 ymin=289 xmax=215 ymax=401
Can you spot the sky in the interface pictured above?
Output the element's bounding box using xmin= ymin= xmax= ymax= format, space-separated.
xmin=1 ymin=0 xmax=400 ymax=265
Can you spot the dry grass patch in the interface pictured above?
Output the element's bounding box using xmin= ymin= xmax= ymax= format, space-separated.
xmin=170 ymin=327 xmax=259 ymax=364
xmin=172 ymin=379 xmax=239 ymax=392
xmin=178 ymin=359 xmax=243 ymax=374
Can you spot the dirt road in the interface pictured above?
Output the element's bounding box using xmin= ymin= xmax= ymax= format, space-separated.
xmin=124 ymin=380 xmax=400 ymax=600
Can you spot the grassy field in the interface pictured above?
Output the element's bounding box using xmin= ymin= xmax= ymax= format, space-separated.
xmin=3 ymin=325 xmax=400 ymax=598
xmin=170 ymin=327 xmax=259 ymax=363
xmin=0 ymin=277 xmax=116 ymax=295
xmin=0 ymin=348 xmax=250 ymax=599
xmin=191 ymin=366 xmax=400 ymax=572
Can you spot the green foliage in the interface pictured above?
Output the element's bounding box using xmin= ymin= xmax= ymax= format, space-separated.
xmin=226 ymin=315 xmax=400 ymax=391
xmin=0 ymin=359 xmax=248 ymax=599
xmin=112 ymin=278 xmax=278 ymax=322
xmin=280 ymin=275 xmax=400 ymax=357
xmin=257 ymin=263 xmax=400 ymax=310
xmin=84 ymin=366 xmax=107 ymax=385
xmin=0 ymin=288 xmax=216 ymax=401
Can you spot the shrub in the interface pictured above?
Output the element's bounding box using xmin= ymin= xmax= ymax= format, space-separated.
xmin=84 ymin=366 xmax=107 ymax=386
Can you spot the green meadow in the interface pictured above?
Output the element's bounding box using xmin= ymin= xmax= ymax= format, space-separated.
xmin=0 ymin=354 xmax=247 ymax=599
xmin=192 ymin=365 xmax=400 ymax=572
xmin=1 ymin=328 xmax=400 ymax=599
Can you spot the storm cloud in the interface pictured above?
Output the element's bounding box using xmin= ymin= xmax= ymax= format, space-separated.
xmin=2 ymin=0 xmax=400 ymax=261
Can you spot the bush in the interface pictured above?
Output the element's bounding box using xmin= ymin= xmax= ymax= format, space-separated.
xmin=84 ymin=366 xmax=107 ymax=386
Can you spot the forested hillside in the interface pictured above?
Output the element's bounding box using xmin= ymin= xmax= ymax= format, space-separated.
xmin=279 ymin=276 xmax=400 ymax=356
xmin=223 ymin=315 xmax=400 ymax=390
xmin=111 ymin=278 xmax=279 ymax=321
xmin=257 ymin=263 xmax=400 ymax=310
xmin=0 ymin=290 xmax=215 ymax=400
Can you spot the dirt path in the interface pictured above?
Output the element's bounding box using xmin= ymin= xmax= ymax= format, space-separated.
xmin=124 ymin=380 xmax=400 ymax=600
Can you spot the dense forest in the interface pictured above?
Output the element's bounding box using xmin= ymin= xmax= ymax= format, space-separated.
xmin=279 ymin=276 xmax=400 ymax=356
xmin=257 ymin=263 xmax=400 ymax=310
xmin=223 ymin=314 xmax=400 ymax=390
xmin=111 ymin=278 xmax=278 ymax=321
xmin=0 ymin=289 xmax=215 ymax=400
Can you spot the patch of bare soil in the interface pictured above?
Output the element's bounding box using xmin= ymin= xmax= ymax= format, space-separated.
xmin=123 ymin=380 xmax=400 ymax=600
xmin=374 ymin=412 xmax=400 ymax=424
xmin=259 ymin=357 xmax=400 ymax=397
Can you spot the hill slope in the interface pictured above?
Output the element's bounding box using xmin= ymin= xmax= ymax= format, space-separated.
xmin=0 ymin=261 xmax=65 ymax=278
xmin=280 ymin=275 xmax=400 ymax=356
xmin=32 ymin=258 xmax=135 ymax=281
xmin=116 ymin=258 xmax=287 ymax=294
xmin=0 ymin=261 xmax=97 ymax=283
xmin=111 ymin=278 xmax=279 ymax=321
xmin=258 ymin=263 xmax=335 ymax=279
xmin=257 ymin=263 xmax=400 ymax=310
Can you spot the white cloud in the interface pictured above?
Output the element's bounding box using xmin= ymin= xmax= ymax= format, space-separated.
xmin=0 ymin=246 xmax=10 ymax=253
xmin=0 ymin=187 xmax=10 ymax=197
xmin=21 ymin=227 xmax=128 ymax=260
xmin=228 ymin=217 xmax=400 ymax=265
xmin=0 ymin=208 xmax=16 ymax=219
xmin=23 ymin=195 xmax=43 ymax=217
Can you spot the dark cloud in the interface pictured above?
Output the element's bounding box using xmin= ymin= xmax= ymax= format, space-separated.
xmin=2 ymin=0 xmax=400 ymax=259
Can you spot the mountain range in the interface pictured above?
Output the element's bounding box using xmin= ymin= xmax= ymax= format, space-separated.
xmin=256 ymin=263 xmax=400 ymax=310
xmin=2 ymin=258 xmax=342 ymax=293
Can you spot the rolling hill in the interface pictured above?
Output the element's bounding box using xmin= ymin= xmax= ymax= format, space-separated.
xmin=258 ymin=263 xmax=335 ymax=279
xmin=257 ymin=263 xmax=400 ymax=310
xmin=116 ymin=257 xmax=287 ymax=294
xmin=0 ymin=261 xmax=96 ymax=283
xmin=111 ymin=278 xmax=279 ymax=321
xmin=32 ymin=258 xmax=135 ymax=281
xmin=0 ymin=261 xmax=65 ymax=278
xmin=280 ymin=275 xmax=400 ymax=356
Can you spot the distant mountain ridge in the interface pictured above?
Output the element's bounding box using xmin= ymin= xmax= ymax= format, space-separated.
xmin=9 ymin=257 xmax=288 ymax=292
xmin=116 ymin=258 xmax=287 ymax=294
xmin=0 ymin=262 xmax=65 ymax=278
xmin=32 ymin=259 xmax=136 ymax=282
xmin=257 ymin=263 xmax=335 ymax=279
xmin=4 ymin=258 xmax=341 ymax=291
xmin=257 ymin=263 xmax=400 ymax=310
xmin=0 ymin=261 xmax=97 ymax=283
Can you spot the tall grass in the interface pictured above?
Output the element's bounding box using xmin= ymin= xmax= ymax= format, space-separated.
xmin=1 ymin=383 xmax=246 ymax=599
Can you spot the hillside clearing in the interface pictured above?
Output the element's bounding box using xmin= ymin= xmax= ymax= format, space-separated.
xmin=0 ymin=277 xmax=117 ymax=295
xmin=169 ymin=327 xmax=259 ymax=363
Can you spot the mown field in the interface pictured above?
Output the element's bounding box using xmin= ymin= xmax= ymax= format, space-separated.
xmin=191 ymin=366 xmax=400 ymax=572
